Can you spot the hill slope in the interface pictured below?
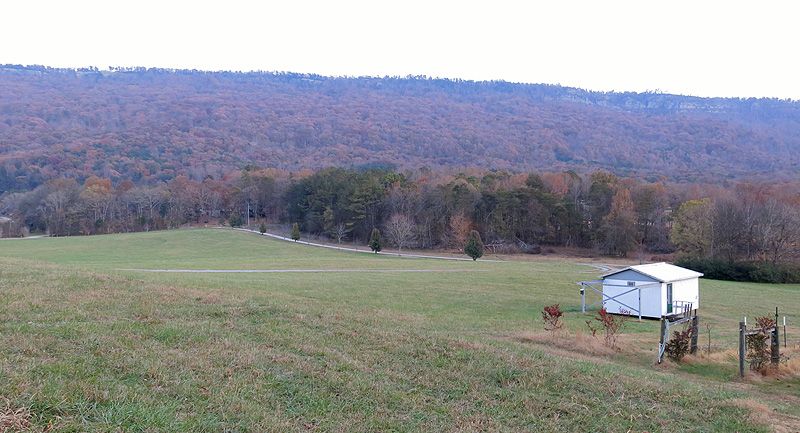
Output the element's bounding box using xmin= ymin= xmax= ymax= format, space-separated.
xmin=1 ymin=65 xmax=799 ymax=191
xmin=0 ymin=229 xmax=794 ymax=431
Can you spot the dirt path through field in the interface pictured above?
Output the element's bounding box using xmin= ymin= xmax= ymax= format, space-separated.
xmin=117 ymin=268 xmax=484 ymax=273
xmin=222 ymin=227 xmax=505 ymax=261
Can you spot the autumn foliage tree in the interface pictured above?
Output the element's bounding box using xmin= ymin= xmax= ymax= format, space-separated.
xmin=448 ymin=213 xmax=471 ymax=250
xmin=670 ymin=198 xmax=714 ymax=258
xmin=599 ymin=188 xmax=638 ymax=257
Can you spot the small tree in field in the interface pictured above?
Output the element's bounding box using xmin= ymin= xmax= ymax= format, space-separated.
xmin=259 ymin=222 xmax=266 ymax=234
xmin=586 ymin=308 xmax=626 ymax=348
xmin=465 ymin=230 xmax=483 ymax=261
xmin=369 ymin=228 xmax=382 ymax=253
xmin=542 ymin=304 xmax=564 ymax=335
xmin=291 ymin=222 xmax=300 ymax=242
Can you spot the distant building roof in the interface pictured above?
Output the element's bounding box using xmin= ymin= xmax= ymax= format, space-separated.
xmin=600 ymin=262 xmax=703 ymax=283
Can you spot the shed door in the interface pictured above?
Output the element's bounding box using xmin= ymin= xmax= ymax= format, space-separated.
xmin=666 ymin=283 xmax=673 ymax=314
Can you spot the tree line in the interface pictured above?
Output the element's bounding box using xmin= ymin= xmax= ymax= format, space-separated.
xmin=3 ymin=166 xmax=799 ymax=266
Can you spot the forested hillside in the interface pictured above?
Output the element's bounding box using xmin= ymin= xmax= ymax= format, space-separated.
xmin=2 ymin=65 xmax=800 ymax=193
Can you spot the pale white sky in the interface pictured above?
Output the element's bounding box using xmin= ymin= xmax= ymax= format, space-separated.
xmin=2 ymin=0 xmax=799 ymax=99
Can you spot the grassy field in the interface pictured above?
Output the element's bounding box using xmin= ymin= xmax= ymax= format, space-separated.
xmin=0 ymin=228 xmax=798 ymax=432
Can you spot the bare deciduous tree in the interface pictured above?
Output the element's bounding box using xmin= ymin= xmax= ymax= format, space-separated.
xmin=755 ymin=199 xmax=800 ymax=263
xmin=384 ymin=213 xmax=415 ymax=252
xmin=333 ymin=222 xmax=348 ymax=244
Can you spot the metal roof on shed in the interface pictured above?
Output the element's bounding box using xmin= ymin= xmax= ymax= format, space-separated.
xmin=600 ymin=262 xmax=703 ymax=283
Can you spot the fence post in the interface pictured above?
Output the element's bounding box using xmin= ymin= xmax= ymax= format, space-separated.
xmin=772 ymin=307 xmax=780 ymax=367
xmin=771 ymin=326 xmax=780 ymax=367
xmin=690 ymin=316 xmax=699 ymax=355
xmin=739 ymin=321 xmax=746 ymax=378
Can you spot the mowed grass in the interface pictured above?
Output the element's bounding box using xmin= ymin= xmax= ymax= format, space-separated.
xmin=0 ymin=228 xmax=795 ymax=432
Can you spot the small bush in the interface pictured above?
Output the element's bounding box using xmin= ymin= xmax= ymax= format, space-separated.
xmin=585 ymin=308 xmax=626 ymax=348
xmin=747 ymin=316 xmax=776 ymax=373
xmin=522 ymin=245 xmax=542 ymax=255
xmin=541 ymin=304 xmax=564 ymax=334
xmin=665 ymin=326 xmax=695 ymax=362
xmin=228 ymin=214 xmax=243 ymax=228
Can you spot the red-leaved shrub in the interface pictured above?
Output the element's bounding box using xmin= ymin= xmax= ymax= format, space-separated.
xmin=542 ymin=304 xmax=564 ymax=334
xmin=585 ymin=308 xmax=626 ymax=348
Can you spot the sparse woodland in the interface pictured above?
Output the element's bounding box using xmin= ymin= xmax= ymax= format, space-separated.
xmin=4 ymin=167 xmax=800 ymax=276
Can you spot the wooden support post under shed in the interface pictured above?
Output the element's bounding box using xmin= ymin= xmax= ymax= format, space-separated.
xmin=658 ymin=318 xmax=667 ymax=364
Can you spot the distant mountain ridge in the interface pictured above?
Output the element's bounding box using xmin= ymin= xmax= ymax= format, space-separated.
xmin=0 ymin=64 xmax=798 ymax=191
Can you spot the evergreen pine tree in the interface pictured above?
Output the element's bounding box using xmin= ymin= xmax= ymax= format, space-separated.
xmin=291 ymin=222 xmax=300 ymax=241
xmin=228 ymin=213 xmax=243 ymax=227
xmin=259 ymin=222 xmax=266 ymax=234
xmin=465 ymin=230 xmax=484 ymax=261
xmin=369 ymin=228 xmax=382 ymax=253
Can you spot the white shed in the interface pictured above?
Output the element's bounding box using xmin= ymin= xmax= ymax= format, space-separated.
xmin=598 ymin=262 xmax=703 ymax=319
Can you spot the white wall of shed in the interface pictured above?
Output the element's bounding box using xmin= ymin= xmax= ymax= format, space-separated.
xmin=667 ymin=278 xmax=699 ymax=314
xmin=603 ymin=279 xmax=662 ymax=318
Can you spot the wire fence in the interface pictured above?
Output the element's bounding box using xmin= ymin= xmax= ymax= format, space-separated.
xmin=698 ymin=340 xmax=800 ymax=353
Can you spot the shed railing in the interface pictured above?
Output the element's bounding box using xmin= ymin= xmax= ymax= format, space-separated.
xmin=669 ymin=300 xmax=694 ymax=318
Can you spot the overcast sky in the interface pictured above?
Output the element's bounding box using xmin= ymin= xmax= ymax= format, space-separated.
xmin=2 ymin=0 xmax=799 ymax=99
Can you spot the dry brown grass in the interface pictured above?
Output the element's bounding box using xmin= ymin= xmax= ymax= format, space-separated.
xmin=0 ymin=397 xmax=32 ymax=433
xmin=731 ymin=398 xmax=772 ymax=424
xmin=701 ymin=347 xmax=740 ymax=363
xmin=731 ymin=398 xmax=800 ymax=433
xmin=786 ymin=356 xmax=800 ymax=375
xmin=513 ymin=330 xmax=619 ymax=358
